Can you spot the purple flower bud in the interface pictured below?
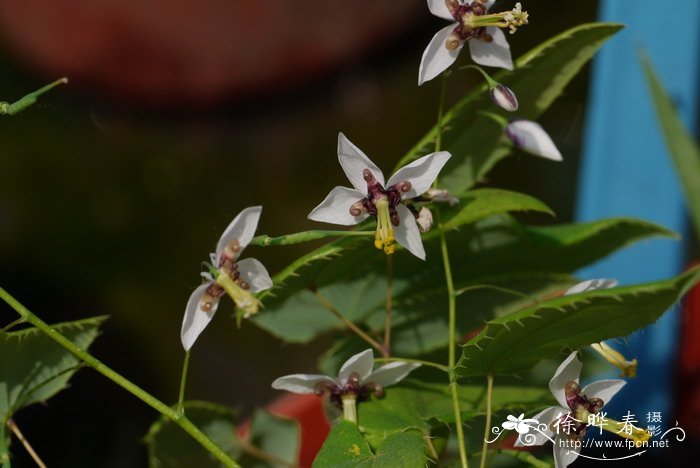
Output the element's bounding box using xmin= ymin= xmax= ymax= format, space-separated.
xmin=490 ymin=83 xmax=518 ymax=112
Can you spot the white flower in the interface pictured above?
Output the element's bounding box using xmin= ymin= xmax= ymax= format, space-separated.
xmin=505 ymin=119 xmax=563 ymax=161
xmin=564 ymin=278 xmax=618 ymax=296
xmin=515 ymin=352 xmax=626 ymax=468
xmin=180 ymin=206 xmax=273 ymax=351
xmin=419 ymin=0 xmax=529 ymax=85
xmin=308 ymin=133 xmax=451 ymax=260
xmin=271 ymin=349 xmax=420 ymax=408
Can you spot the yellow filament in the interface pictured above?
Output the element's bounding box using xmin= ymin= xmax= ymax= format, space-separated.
xmin=216 ymin=272 xmax=261 ymax=317
xmin=374 ymin=199 xmax=396 ymax=255
xmin=591 ymin=342 xmax=638 ymax=378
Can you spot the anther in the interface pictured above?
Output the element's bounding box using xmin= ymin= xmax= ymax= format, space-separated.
xmin=390 ymin=213 xmax=400 ymax=227
xmin=362 ymin=169 xmax=373 ymax=182
xmin=349 ymin=200 xmax=365 ymax=217
xmin=445 ymin=33 xmax=462 ymax=51
xmin=397 ymin=181 xmax=412 ymax=193
xmin=565 ymin=381 xmax=581 ymax=398
xmin=588 ymin=397 xmax=604 ymax=412
xmin=200 ymin=300 xmax=213 ymax=312
xmin=239 ymin=281 xmax=250 ymax=290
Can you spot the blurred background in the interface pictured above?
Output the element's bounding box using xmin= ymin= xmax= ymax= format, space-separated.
xmin=0 ymin=0 xmax=696 ymax=466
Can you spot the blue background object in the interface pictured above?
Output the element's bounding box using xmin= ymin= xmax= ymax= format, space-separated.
xmin=577 ymin=0 xmax=700 ymax=421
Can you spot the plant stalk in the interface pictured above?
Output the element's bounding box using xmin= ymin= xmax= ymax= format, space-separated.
xmin=480 ymin=373 xmax=494 ymax=468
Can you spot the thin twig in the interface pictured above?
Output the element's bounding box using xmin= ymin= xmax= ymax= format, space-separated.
xmin=7 ymin=419 xmax=47 ymax=468
xmin=311 ymin=289 xmax=386 ymax=356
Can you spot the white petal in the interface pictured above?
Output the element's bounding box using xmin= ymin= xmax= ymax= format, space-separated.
xmin=367 ymin=362 xmax=421 ymax=388
xmin=394 ymin=205 xmax=426 ymax=260
xmin=181 ymin=283 xmax=219 ymax=351
xmin=419 ymin=24 xmax=463 ymax=85
xmin=387 ymin=151 xmax=451 ymax=199
xmin=271 ymin=374 xmax=336 ymax=394
xmin=514 ymin=406 xmax=561 ymax=447
xmin=564 ymin=278 xmax=618 ymax=296
xmin=483 ymin=0 xmax=495 ymax=9
xmin=505 ymin=120 xmax=563 ymax=161
xmin=554 ymin=436 xmax=581 ymax=468
xmin=307 ymin=186 xmax=368 ymax=226
xmin=581 ymin=379 xmax=626 ymax=407
xmin=337 ymin=133 xmax=385 ymax=191
xmin=426 ymin=0 xmax=454 ymax=20
xmin=549 ymin=352 xmax=582 ymax=409
xmin=338 ymin=349 xmax=375 ymax=385
xmin=469 ymin=27 xmax=513 ymax=70
xmin=215 ymin=206 xmax=262 ymax=262
xmin=236 ymin=258 xmax=273 ymax=293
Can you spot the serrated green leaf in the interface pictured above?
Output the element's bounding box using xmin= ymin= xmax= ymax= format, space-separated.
xmin=457 ymin=267 xmax=700 ymax=378
xmin=397 ymin=23 xmax=624 ymax=194
xmin=145 ymin=401 xmax=241 ymax=468
xmin=313 ymin=420 xmax=427 ymax=468
xmin=641 ymin=52 xmax=700 ymax=241
xmin=0 ymin=316 xmax=107 ymax=421
xmin=256 ymin=215 xmax=673 ymax=358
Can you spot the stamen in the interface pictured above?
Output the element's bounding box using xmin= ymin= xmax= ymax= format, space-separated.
xmin=223 ymin=239 xmax=241 ymax=259
xmin=600 ymin=418 xmax=652 ymax=445
xmin=445 ymin=32 xmax=462 ymax=51
xmin=216 ymin=271 xmax=261 ymax=317
xmin=463 ymin=2 xmax=529 ymax=35
xmin=374 ymin=199 xmax=396 ymax=255
xmin=396 ymin=181 xmax=412 ymax=193
xmin=349 ymin=200 xmax=366 ymax=217
xmin=591 ymin=342 xmax=638 ymax=378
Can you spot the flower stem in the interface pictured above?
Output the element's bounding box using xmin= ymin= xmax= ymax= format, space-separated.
xmin=0 ymin=424 xmax=9 ymax=468
xmin=6 ymin=419 xmax=46 ymax=468
xmin=250 ymin=230 xmax=374 ymax=247
xmin=0 ymin=317 xmax=26 ymax=334
xmin=0 ymin=288 xmax=240 ymax=468
xmin=311 ymin=289 xmax=387 ymax=357
xmin=177 ymin=351 xmax=191 ymax=416
xmin=434 ymin=72 xmax=469 ymax=468
xmin=1 ymin=77 xmax=68 ymax=115
xmin=480 ymin=373 xmax=494 ymax=468
xmin=342 ymin=396 xmax=358 ymax=424
xmin=460 ymin=65 xmax=499 ymax=88
xmin=384 ymin=255 xmax=393 ymax=356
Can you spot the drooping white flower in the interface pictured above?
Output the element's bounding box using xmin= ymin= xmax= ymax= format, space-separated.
xmin=515 ymin=352 xmax=636 ymax=468
xmin=180 ymin=206 xmax=273 ymax=351
xmin=419 ymin=0 xmax=529 ymax=85
xmin=308 ymin=133 xmax=451 ymax=260
xmin=505 ymin=119 xmax=563 ymax=161
xmin=271 ymin=349 xmax=420 ymax=409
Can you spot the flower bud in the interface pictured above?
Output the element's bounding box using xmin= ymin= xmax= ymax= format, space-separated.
xmin=490 ymin=84 xmax=518 ymax=112
xmin=416 ymin=207 xmax=433 ymax=233
xmin=505 ymin=119 xmax=563 ymax=161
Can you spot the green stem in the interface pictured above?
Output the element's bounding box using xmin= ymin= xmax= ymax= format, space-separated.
xmin=480 ymin=373 xmax=494 ymax=468
xmin=460 ymin=65 xmax=499 ymax=88
xmin=0 ymin=78 xmax=68 ymax=115
xmin=0 ymin=318 xmax=26 ymax=334
xmin=384 ymin=255 xmax=393 ymax=356
xmin=342 ymin=396 xmax=358 ymax=424
xmin=0 ymin=288 xmax=240 ymax=468
xmin=177 ymin=351 xmax=191 ymax=415
xmin=375 ymin=357 xmax=449 ymax=373
xmin=0 ymin=423 xmax=10 ymax=468
xmin=434 ymin=72 xmax=469 ymax=468
xmin=250 ymin=230 xmax=374 ymax=247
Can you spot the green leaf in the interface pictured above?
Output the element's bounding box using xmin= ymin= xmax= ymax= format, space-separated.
xmin=0 ymin=316 xmax=107 ymax=421
xmin=256 ymin=215 xmax=673 ymax=358
xmin=239 ymin=410 xmax=300 ymax=467
xmin=313 ymin=420 xmax=427 ymax=468
xmin=641 ymin=52 xmax=700 ymax=241
xmin=457 ymin=267 xmax=700 ymax=378
xmin=145 ymin=401 xmax=241 ymax=468
xmin=397 ymin=23 xmax=624 ymax=194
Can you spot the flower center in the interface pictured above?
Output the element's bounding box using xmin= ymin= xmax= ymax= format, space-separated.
xmin=444 ymin=1 xmax=529 ymax=50
xmin=351 ymin=168 xmax=412 ymax=255
xmin=314 ymin=371 xmax=384 ymax=410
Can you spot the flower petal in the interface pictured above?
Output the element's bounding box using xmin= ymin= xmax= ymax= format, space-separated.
xmin=236 ymin=257 xmax=273 ymax=293
xmin=215 ymin=206 xmax=262 ymax=262
xmin=419 ymin=23 xmax=463 ymax=85
xmin=549 ymin=352 xmax=582 ymax=408
xmin=181 ymin=283 xmax=219 ymax=351
xmin=564 ymin=278 xmax=618 ymax=296
xmin=367 ymin=361 xmax=421 ymax=388
xmin=505 ymin=120 xmax=563 ymax=161
xmin=387 ymin=151 xmax=451 ymax=199
xmin=553 ymin=435 xmax=581 ymax=468
xmin=514 ymin=406 xmax=561 ymax=447
xmin=581 ymin=379 xmax=626 ymax=407
xmin=468 ymin=27 xmax=513 ymax=70
xmin=307 ymin=186 xmax=368 ymax=226
xmin=394 ymin=205 xmax=426 ymax=260
xmin=483 ymin=0 xmax=495 ymax=9
xmin=337 ymin=133 xmax=385 ymax=191
xmin=271 ymin=374 xmax=336 ymax=394
xmin=338 ymin=349 xmax=375 ymax=385
xmin=426 ymin=0 xmax=454 ymax=20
